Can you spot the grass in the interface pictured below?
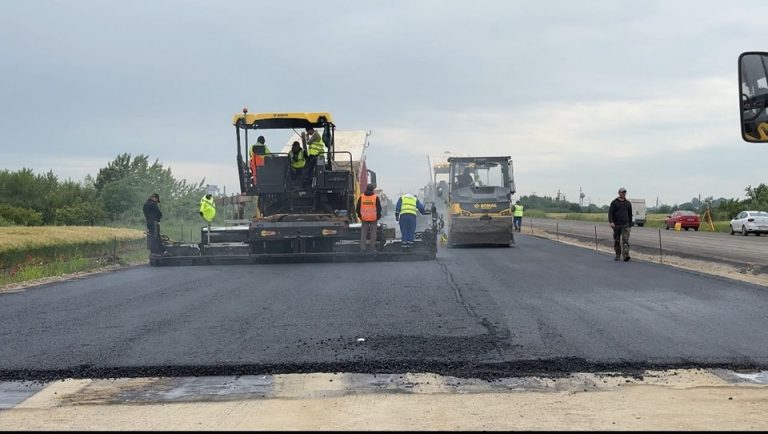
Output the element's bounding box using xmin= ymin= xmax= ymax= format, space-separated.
xmin=0 ymin=226 xmax=147 ymax=286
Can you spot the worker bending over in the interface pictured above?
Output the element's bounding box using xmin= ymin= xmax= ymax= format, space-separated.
xmin=395 ymin=193 xmax=428 ymax=250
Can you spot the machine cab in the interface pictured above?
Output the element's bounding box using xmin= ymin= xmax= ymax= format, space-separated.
xmin=739 ymin=52 xmax=768 ymax=142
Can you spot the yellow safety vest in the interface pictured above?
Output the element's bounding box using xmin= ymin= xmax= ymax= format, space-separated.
xmin=307 ymin=136 xmax=325 ymax=156
xmin=514 ymin=204 xmax=524 ymax=217
xmin=199 ymin=195 xmax=216 ymax=223
xmin=289 ymin=150 xmax=306 ymax=169
xmin=400 ymin=195 xmax=418 ymax=215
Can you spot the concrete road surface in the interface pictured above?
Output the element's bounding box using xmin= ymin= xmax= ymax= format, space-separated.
xmin=1 ymin=234 xmax=767 ymax=381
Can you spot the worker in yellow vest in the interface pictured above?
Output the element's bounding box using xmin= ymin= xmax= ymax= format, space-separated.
xmin=513 ymin=200 xmax=524 ymax=232
xmin=288 ymin=141 xmax=307 ymax=186
xmin=302 ymin=127 xmax=326 ymax=187
xmin=199 ymin=194 xmax=216 ymax=224
xmin=395 ymin=193 xmax=427 ymax=250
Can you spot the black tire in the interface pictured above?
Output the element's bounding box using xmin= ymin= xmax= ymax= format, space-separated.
xmin=684 ymin=227 xmax=690 ymax=231
xmin=742 ymin=226 xmax=748 ymax=236
xmin=693 ymin=227 xmax=698 ymax=231
xmin=730 ymin=225 xmax=735 ymax=235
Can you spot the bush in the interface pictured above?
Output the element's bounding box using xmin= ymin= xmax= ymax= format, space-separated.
xmin=54 ymin=201 xmax=107 ymax=226
xmin=0 ymin=204 xmax=43 ymax=226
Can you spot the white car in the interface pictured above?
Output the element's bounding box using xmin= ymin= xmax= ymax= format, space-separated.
xmin=730 ymin=210 xmax=768 ymax=236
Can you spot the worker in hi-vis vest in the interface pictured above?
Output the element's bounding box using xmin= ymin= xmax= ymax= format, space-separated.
xmin=199 ymin=194 xmax=216 ymax=224
xmin=355 ymin=183 xmax=382 ymax=253
xmin=513 ymin=200 xmax=524 ymax=232
xmin=301 ymin=127 xmax=325 ymax=187
xmin=395 ymin=193 xmax=427 ymax=250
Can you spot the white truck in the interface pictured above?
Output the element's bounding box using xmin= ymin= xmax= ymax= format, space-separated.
xmin=628 ymin=198 xmax=646 ymax=227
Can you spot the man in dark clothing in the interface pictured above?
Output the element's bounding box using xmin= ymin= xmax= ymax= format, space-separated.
xmin=608 ymin=187 xmax=633 ymax=261
xmin=142 ymin=193 xmax=165 ymax=255
xmin=455 ymin=167 xmax=474 ymax=189
xmin=355 ymin=183 xmax=382 ymax=252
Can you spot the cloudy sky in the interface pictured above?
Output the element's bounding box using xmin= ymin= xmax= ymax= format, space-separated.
xmin=1 ymin=0 xmax=766 ymax=206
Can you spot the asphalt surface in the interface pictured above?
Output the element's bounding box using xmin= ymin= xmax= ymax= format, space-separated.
xmin=1 ymin=234 xmax=767 ymax=381
xmin=529 ymin=217 xmax=767 ymax=266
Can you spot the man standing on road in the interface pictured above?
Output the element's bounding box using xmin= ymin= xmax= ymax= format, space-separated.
xmin=143 ymin=193 xmax=166 ymax=256
xmin=513 ymin=200 xmax=524 ymax=232
xmin=608 ymin=187 xmax=633 ymax=262
xmin=395 ymin=193 xmax=428 ymax=250
xmin=356 ymin=183 xmax=382 ymax=253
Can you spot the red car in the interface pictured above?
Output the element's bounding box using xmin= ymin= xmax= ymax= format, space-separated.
xmin=665 ymin=210 xmax=701 ymax=231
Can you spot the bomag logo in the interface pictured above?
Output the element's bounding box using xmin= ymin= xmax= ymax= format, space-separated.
xmin=473 ymin=203 xmax=498 ymax=209
xmin=272 ymin=113 xmax=289 ymax=118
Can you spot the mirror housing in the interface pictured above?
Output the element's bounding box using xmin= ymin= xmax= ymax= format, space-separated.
xmin=739 ymin=52 xmax=768 ymax=142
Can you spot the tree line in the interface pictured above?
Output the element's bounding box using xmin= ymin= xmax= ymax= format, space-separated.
xmin=519 ymin=183 xmax=768 ymax=220
xmin=0 ymin=154 xmax=207 ymax=227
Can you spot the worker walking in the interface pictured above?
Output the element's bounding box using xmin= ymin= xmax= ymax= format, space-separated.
xmin=513 ymin=200 xmax=524 ymax=232
xmin=355 ymin=184 xmax=382 ymax=253
xmin=608 ymin=187 xmax=633 ymax=262
xmin=199 ymin=194 xmax=216 ymax=224
xmin=395 ymin=193 xmax=427 ymax=250
xmin=142 ymin=193 xmax=166 ymax=256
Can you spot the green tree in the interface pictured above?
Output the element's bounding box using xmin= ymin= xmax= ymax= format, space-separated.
xmin=744 ymin=183 xmax=768 ymax=210
xmin=96 ymin=153 xmax=207 ymax=225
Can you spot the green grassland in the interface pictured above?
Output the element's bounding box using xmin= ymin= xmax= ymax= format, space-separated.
xmin=0 ymin=226 xmax=147 ymax=285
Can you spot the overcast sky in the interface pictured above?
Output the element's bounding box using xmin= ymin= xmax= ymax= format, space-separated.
xmin=2 ymin=0 xmax=766 ymax=206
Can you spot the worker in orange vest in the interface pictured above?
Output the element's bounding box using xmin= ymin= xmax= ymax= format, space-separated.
xmin=355 ymin=183 xmax=382 ymax=253
xmin=249 ymin=136 xmax=271 ymax=187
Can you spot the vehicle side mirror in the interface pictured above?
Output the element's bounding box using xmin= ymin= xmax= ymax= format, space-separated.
xmin=739 ymin=52 xmax=768 ymax=142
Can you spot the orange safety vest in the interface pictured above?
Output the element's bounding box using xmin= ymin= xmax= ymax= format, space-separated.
xmin=250 ymin=155 xmax=265 ymax=185
xmin=360 ymin=194 xmax=378 ymax=222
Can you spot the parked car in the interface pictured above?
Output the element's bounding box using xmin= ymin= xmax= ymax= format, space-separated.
xmin=730 ymin=210 xmax=768 ymax=236
xmin=664 ymin=210 xmax=700 ymax=231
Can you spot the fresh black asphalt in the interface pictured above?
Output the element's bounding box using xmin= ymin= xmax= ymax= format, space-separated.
xmin=1 ymin=234 xmax=766 ymax=381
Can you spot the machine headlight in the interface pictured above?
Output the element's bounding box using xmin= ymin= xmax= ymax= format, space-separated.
xmin=322 ymin=229 xmax=338 ymax=235
xmin=260 ymin=230 xmax=277 ymax=236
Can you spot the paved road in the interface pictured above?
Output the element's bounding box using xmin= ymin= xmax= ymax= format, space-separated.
xmin=528 ymin=217 xmax=767 ymax=266
xmin=1 ymin=234 xmax=767 ymax=381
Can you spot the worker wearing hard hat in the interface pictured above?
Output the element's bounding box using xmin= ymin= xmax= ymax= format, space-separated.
xmin=356 ymin=183 xmax=382 ymax=253
xmin=395 ymin=193 xmax=428 ymax=250
xmin=199 ymin=194 xmax=216 ymax=224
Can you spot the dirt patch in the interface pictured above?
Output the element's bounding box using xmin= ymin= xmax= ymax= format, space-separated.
xmin=2 ymin=369 xmax=767 ymax=430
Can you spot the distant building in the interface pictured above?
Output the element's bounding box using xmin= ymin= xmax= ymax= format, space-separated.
xmin=206 ymin=184 xmax=220 ymax=196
